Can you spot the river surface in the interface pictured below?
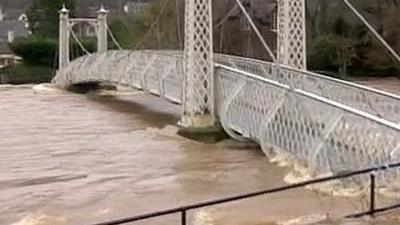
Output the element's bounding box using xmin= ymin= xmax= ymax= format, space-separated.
xmin=0 ymin=84 xmax=399 ymax=225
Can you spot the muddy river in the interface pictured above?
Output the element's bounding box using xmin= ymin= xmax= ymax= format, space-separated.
xmin=0 ymin=84 xmax=399 ymax=225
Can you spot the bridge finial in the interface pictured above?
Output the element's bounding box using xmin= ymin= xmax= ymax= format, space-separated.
xmin=59 ymin=4 xmax=69 ymax=14
xmin=98 ymin=4 xmax=109 ymax=14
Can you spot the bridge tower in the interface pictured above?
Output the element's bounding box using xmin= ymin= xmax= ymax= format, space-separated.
xmin=277 ymin=0 xmax=307 ymax=70
xmin=97 ymin=6 xmax=108 ymax=53
xmin=58 ymin=5 xmax=108 ymax=72
xmin=59 ymin=5 xmax=70 ymax=73
xmin=181 ymin=0 xmax=215 ymax=129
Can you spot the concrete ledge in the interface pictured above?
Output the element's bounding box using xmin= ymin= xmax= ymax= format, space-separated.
xmin=177 ymin=124 xmax=229 ymax=143
xmin=66 ymin=82 xmax=116 ymax=93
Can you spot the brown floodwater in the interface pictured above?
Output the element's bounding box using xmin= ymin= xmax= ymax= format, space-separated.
xmin=0 ymin=84 xmax=399 ymax=225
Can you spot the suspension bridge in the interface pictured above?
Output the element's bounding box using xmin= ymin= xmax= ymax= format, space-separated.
xmin=53 ymin=0 xmax=400 ymax=191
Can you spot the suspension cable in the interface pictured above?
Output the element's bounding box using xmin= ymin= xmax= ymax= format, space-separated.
xmin=174 ymin=0 xmax=183 ymax=49
xmin=215 ymin=5 xmax=238 ymax=29
xmin=234 ymin=0 xmax=276 ymax=62
xmin=106 ymin=23 xmax=123 ymax=50
xmin=343 ymin=0 xmax=400 ymax=65
xmin=69 ymin=27 xmax=92 ymax=55
xmin=133 ymin=0 xmax=170 ymax=50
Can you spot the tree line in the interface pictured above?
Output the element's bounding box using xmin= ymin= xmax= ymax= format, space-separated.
xmin=5 ymin=0 xmax=400 ymax=84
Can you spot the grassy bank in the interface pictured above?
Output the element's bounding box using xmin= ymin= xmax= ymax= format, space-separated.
xmin=0 ymin=64 xmax=53 ymax=84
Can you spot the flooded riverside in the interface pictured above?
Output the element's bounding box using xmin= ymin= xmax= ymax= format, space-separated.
xmin=0 ymin=84 xmax=399 ymax=225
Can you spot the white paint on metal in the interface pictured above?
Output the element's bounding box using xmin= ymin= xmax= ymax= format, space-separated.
xmin=97 ymin=5 xmax=108 ymax=53
xmin=277 ymin=0 xmax=307 ymax=69
xmin=182 ymin=0 xmax=215 ymax=128
xmin=59 ymin=5 xmax=70 ymax=72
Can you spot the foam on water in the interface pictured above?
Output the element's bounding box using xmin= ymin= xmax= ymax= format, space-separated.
xmin=11 ymin=214 xmax=65 ymax=225
xmin=266 ymin=151 xmax=367 ymax=197
xmin=32 ymin=83 xmax=63 ymax=94
xmin=278 ymin=214 xmax=327 ymax=225
xmin=193 ymin=208 xmax=217 ymax=225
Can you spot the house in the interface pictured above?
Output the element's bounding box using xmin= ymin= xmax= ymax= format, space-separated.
xmin=0 ymin=5 xmax=29 ymax=68
xmin=123 ymin=0 xmax=150 ymax=16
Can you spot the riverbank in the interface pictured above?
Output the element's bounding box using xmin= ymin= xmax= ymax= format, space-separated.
xmin=0 ymin=64 xmax=53 ymax=85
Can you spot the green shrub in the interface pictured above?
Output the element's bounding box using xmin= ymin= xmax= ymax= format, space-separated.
xmin=9 ymin=37 xmax=97 ymax=68
xmin=0 ymin=64 xmax=53 ymax=84
xmin=9 ymin=38 xmax=57 ymax=67
xmin=308 ymin=34 xmax=354 ymax=77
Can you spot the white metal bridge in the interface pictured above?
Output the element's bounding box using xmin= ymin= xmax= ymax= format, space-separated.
xmin=53 ymin=1 xmax=400 ymax=191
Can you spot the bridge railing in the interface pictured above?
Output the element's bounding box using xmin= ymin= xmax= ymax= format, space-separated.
xmin=56 ymin=50 xmax=184 ymax=104
xmin=215 ymin=64 xmax=400 ymax=186
xmin=58 ymin=51 xmax=400 ymax=127
xmin=215 ymin=54 xmax=400 ymax=125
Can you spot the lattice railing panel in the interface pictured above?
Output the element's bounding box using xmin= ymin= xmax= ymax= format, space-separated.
xmin=215 ymin=65 xmax=400 ymax=187
xmin=54 ymin=51 xmax=183 ymax=103
xmin=215 ymin=54 xmax=400 ymax=124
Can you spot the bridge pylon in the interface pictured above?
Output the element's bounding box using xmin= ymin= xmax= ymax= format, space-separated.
xmin=59 ymin=5 xmax=70 ymax=73
xmin=181 ymin=0 xmax=216 ymax=129
xmin=58 ymin=5 xmax=109 ymax=73
xmin=97 ymin=6 xmax=108 ymax=53
xmin=277 ymin=0 xmax=307 ymax=70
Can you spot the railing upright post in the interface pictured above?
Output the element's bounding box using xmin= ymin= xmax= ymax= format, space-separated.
xmin=181 ymin=210 xmax=187 ymax=225
xmin=369 ymin=172 xmax=376 ymax=216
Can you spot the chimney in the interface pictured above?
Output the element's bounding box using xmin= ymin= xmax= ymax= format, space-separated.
xmin=8 ymin=30 xmax=14 ymax=43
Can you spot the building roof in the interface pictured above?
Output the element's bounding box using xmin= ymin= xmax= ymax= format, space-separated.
xmin=0 ymin=20 xmax=29 ymax=54
xmin=0 ymin=41 xmax=11 ymax=54
xmin=2 ymin=9 xmax=26 ymax=20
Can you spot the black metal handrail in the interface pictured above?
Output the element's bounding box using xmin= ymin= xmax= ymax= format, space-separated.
xmin=89 ymin=162 xmax=400 ymax=225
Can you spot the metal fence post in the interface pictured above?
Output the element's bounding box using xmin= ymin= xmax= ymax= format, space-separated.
xmin=369 ymin=172 xmax=376 ymax=216
xmin=181 ymin=210 xmax=187 ymax=225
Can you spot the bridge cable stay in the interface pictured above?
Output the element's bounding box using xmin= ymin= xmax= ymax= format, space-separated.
xmin=68 ymin=26 xmax=92 ymax=55
xmin=106 ymin=23 xmax=123 ymax=50
xmin=51 ymin=47 xmax=59 ymax=77
xmin=174 ymin=0 xmax=183 ymax=49
xmin=132 ymin=0 xmax=170 ymax=50
xmin=69 ymin=29 xmax=86 ymax=60
xmin=234 ymin=0 xmax=276 ymax=62
xmin=343 ymin=0 xmax=400 ymax=65
xmin=214 ymin=5 xmax=239 ymax=29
